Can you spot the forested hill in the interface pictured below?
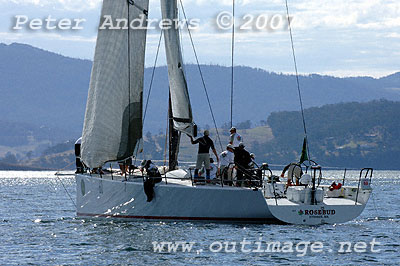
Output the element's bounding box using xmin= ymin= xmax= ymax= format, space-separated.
xmin=1 ymin=42 xmax=400 ymax=169
xmin=260 ymin=100 xmax=400 ymax=169
xmin=2 ymin=100 xmax=400 ymax=170
xmin=1 ymin=42 xmax=400 ymax=136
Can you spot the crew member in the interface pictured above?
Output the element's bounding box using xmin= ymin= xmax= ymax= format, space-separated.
xmin=189 ymin=130 xmax=219 ymax=182
xmin=229 ymin=127 xmax=243 ymax=148
xmin=118 ymin=156 xmax=132 ymax=176
xmin=141 ymin=160 xmax=162 ymax=202
xmin=75 ymin=137 xmax=84 ymax=174
xmin=199 ymin=158 xmax=217 ymax=180
xmin=218 ymin=144 xmax=235 ymax=185
xmin=249 ymin=153 xmax=257 ymax=169
xmin=233 ymin=142 xmax=252 ymax=187
xmin=281 ymin=162 xmax=303 ymax=187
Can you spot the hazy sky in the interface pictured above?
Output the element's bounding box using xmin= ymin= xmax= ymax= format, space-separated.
xmin=1 ymin=0 xmax=399 ymax=77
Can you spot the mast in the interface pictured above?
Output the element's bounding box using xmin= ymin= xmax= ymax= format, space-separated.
xmin=168 ymin=92 xmax=181 ymax=170
xmin=161 ymin=0 xmax=197 ymax=171
xmin=161 ymin=0 xmax=197 ymax=138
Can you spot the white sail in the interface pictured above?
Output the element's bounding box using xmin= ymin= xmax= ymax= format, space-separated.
xmin=81 ymin=0 xmax=149 ymax=168
xmin=161 ymin=0 xmax=196 ymax=137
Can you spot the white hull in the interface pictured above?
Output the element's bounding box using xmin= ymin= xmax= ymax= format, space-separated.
xmin=75 ymin=174 xmax=276 ymax=222
xmin=75 ymin=174 xmax=371 ymax=225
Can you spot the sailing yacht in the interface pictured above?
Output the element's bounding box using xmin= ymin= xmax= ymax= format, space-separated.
xmin=75 ymin=0 xmax=373 ymax=225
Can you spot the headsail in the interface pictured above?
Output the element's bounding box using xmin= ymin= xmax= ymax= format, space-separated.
xmin=81 ymin=0 xmax=149 ymax=168
xmin=161 ymin=0 xmax=197 ymax=137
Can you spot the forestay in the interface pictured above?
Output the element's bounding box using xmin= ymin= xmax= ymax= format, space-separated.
xmin=81 ymin=0 xmax=149 ymax=168
xmin=161 ymin=0 xmax=196 ymax=137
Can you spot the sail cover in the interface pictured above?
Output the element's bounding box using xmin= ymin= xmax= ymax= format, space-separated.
xmin=161 ymin=0 xmax=196 ymax=137
xmin=81 ymin=0 xmax=149 ymax=168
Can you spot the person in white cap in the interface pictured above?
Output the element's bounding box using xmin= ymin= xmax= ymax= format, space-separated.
xmin=189 ymin=130 xmax=219 ymax=182
xmin=249 ymin=153 xmax=257 ymax=169
xmin=229 ymin=127 xmax=243 ymax=148
xmin=218 ymin=144 xmax=235 ymax=185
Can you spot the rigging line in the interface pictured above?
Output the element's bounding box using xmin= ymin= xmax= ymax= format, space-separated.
xmin=284 ymin=0 xmax=311 ymax=160
xmin=55 ymin=173 xmax=77 ymax=208
xmin=143 ymin=30 xmax=163 ymax=124
xmin=230 ymin=0 xmax=235 ymax=129
xmin=127 ymin=1 xmax=132 ymax=155
xmin=54 ymin=160 xmax=76 ymax=175
xmin=178 ymin=0 xmax=223 ymax=152
xmin=138 ymin=31 xmax=162 ymax=163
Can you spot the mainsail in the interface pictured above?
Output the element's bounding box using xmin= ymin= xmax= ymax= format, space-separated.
xmin=161 ymin=0 xmax=196 ymax=137
xmin=81 ymin=0 xmax=149 ymax=168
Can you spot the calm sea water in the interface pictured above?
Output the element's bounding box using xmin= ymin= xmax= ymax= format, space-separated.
xmin=0 ymin=170 xmax=399 ymax=265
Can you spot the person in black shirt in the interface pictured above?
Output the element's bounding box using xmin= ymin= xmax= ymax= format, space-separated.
xmin=189 ymin=130 xmax=219 ymax=182
xmin=234 ymin=142 xmax=252 ymax=187
xmin=140 ymin=160 xmax=162 ymax=202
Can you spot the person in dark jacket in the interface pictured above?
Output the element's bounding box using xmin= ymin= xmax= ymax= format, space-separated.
xmin=233 ymin=142 xmax=252 ymax=187
xmin=189 ymin=130 xmax=219 ymax=182
xmin=75 ymin=137 xmax=85 ymax=174
xmin=141 ymin=160 xmax=162 ymax=202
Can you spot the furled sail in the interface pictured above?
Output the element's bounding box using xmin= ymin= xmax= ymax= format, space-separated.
xmin=161 ymin=0 xmax=197 ymax=137
xmin=81 ymin=0 xmax=149 ymax=168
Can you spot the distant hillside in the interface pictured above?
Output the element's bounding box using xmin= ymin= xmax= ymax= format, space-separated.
xmin=0 ymin=43 xmax=91 ymax=137
xmin=0 ymin=120 xmax=70 ymax=147
xmin=263 ymin=99 xmax=400 ymax=169
xmin=5 ymin=100 xmax=400 ymax=170
xmin=1 ymin=43 xmax=400 ymax=169
xmin=1 ymin=42 xmax=400 ymax=137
